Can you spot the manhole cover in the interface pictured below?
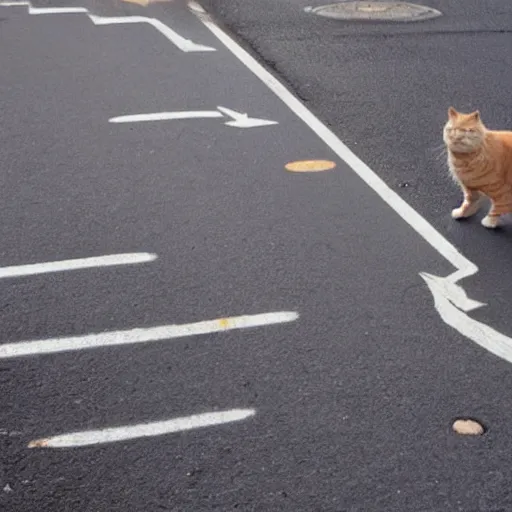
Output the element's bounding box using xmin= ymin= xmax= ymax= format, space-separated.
xmin=308 ymin=2 xmax=442 ymax=22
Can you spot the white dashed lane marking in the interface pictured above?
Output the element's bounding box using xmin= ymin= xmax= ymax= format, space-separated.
xmin=28 ymin=409 xmax=256 ymax=448
xmin=0 ymin=312 xmax=299 ymax=358
xmin=0 ymin=253 xmax=157 ymax=279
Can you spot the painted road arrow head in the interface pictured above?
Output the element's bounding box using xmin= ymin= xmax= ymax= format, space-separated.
xmin=420 ymin=272 xmax=512 ymax=365
xmin=420 ymin=272 xmax=485 ymax=312
xmin=217 ymin=106 xmax=279 ymax=128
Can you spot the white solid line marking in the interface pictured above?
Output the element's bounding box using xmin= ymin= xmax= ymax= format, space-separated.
xmin=28 ymin=409 xmax=255 ymax=448
xmin=28 ymin=6 xmax=88 ymax=14
xmin=88 ymin=14 xmax=216 ymax=52
xmin=109 ymin=111 xmax=223 ymax=123
xmin=0 ymin=2 xmax=216 ymax=53
xmin=190 ymin=3 xmax=477 ymax=284
xmin=0 ymin=312 xmax=299 ymax=358
xmin=0 ymin=253 xmax=157 ymax=279
xmin=421 ymin=273 xmax=512 ymax=363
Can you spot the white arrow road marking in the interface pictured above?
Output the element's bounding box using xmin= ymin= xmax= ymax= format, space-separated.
xmin=0 ymin=311 xmax=299 ymax=358
xmin=109 ymin=106 xmax=278 ymax=128
xmin=216 ymin=106 xmax=279 ymax=128
xmin=28 ymin=409 xmax=255 ymax=448
xmin=419 ymin=272 xmax=486 ymax=313
xmin=189 ymin=1 xmax=512 ymax=363
xmin=0 ymin=253 xmax=157 ymax=279
xmin=0 ymin=1 xmax=216 ymax=53
xmin=109 ymin=110 xmax=223 ymax=123
xmin=421 ymin=273 xmax=512 ymax=364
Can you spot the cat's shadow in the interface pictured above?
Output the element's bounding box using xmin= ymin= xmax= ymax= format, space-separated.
xmin=459 ymin=214 xmax=512 ymax=232
xmin=451 ymin=195 xmax=512 ymax=238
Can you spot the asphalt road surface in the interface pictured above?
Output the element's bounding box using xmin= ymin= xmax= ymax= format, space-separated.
xmin=1 ymin=1 xmax=512 ymax=511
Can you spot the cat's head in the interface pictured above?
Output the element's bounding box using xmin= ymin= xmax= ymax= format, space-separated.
xmin=443 ymin=107 xmax=486 ymax=153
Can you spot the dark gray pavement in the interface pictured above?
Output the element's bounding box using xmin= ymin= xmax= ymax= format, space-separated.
xmin=201 ymin=0 xmax=512 ymax=337
xmin=1 ymin=1 xmax=512 ymax=511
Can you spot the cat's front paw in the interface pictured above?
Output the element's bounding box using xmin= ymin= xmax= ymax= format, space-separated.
xmin=452 ymin=199 xmax=483 ymax=219
xmin=481 ymin=215 xmax=500 ymax=228
xmin=451 ymin=206 xmax=467 ymax=219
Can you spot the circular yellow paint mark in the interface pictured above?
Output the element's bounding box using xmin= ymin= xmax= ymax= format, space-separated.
xmin=285 ymin=160 xmax=336 ymax=173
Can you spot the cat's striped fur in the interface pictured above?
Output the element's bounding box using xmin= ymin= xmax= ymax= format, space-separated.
xmin=443 ymin=107 xmax=512 ymax=228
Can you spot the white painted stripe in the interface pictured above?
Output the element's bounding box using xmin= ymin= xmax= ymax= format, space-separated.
xmin=421 ymin=273 xmax=512 ymax=364
xmin=0 ymin=312 xmax=298 ymax=358
xmin=88 ymin=14 xmax=216 ymax=53
xmin=28 ymin=6 xmax=88 ymax=14
xmin=190 ymin=3 xmax=478 ymax=285
xmin=109 ymin=111 xmax=222 ymax=123
xmin=0 ymin=2 xmax=216 ymax=53
xmin=28 ymin=409 xmax=255 ymax=448
xmin=0 ymin=253 xmax=156 ymax=279
xmin=148 ymin=17 xmax=216 ymax=53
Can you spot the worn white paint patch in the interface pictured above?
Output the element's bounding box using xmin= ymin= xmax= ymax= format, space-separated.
xmin=0 ymin=311 xmax=299 ymax=358
xmin=0 ymin=253 xmax=157 ymax=279
xmin=28 ymin=409 xmax=255 ymax=448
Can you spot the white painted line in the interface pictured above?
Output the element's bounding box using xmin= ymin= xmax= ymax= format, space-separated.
xmin=419 ymin=272 xmax=485 ymax=313
xmin=0 ymin=311 xmax=299 ymax=358
xmin=0 ymin=1 xmax=216 ymax=53
xmin=88 ymin=14 xmax=216 ymax=52
xmin=190 ymin=3 xmax=477 ymax=284
xmin=146 ymin=17 xmax=216 ymax=53
xmin=421 ymin=273 xmax=512 ymax=364
xmin=0 ymin=253 xmax=157 ymax=279
xmin=110 ymin=111 xmax=223 ymax=123
xmin=28 ymin=409 xmax=255 ymax=448
xmin=0 ymin=1 xmax=87 ymax=14
xmin=29 ymin=6 xmax=88 ymax=14
xmin=109 ymin=106 xmax=278 ymax=128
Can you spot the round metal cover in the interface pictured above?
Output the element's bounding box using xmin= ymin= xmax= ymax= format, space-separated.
xmin=309 ymin=2 xmax=442 ymax=22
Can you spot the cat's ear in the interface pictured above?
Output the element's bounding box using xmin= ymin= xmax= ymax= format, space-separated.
xmin=448 ymin=106 xmax=458 ymax=119
xmin=471 ymin=110 xmax=480 ymax=121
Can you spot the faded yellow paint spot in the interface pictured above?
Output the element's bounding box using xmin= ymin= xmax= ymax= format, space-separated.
xmin=218 ymin=318 xmax=231 ymax=329
xmin=285 ymin=160 xmax=336 ymax=173
xmin=121 ymin=0 xmax=172 ymax=5
xmin=28 ymin=439 xmax=49 ymax=448
xmin=121 ymin=0 xmax=148 ymax=5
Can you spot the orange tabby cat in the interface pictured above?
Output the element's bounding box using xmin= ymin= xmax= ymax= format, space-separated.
xmin=443 ymin=107 xmax=512 ymax=228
